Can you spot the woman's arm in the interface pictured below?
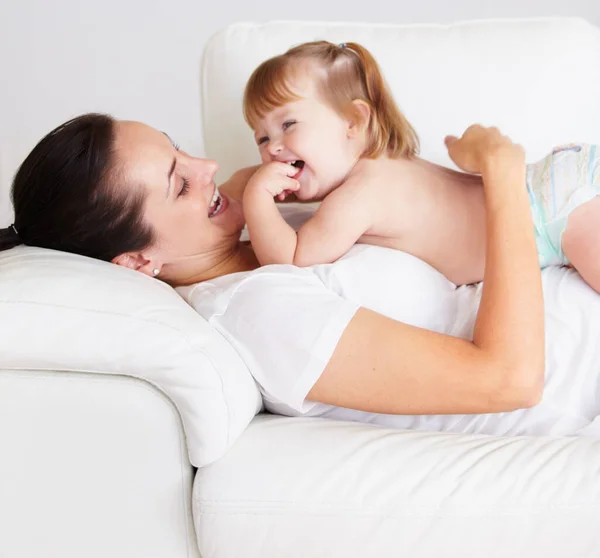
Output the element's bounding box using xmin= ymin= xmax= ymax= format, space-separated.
xmin=309 ymin=125 xmax=545 ymax=414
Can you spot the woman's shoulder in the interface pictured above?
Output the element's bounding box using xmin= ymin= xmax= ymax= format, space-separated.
xmin=177 ymin=264 xmax=329 ymax=318
xmin=176 ymin=245 xmax=437 ymax=321
xmin=320 ymin=244 xmax=456 ymax=296
xmin=314 ymin=245 xmax=462 ymax=334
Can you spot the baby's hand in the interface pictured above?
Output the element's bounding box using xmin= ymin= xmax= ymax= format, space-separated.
xmin=245 ymin=162 xmax=300 ymax=201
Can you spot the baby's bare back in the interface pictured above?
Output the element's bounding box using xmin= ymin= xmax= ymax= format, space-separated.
xmin=353 ymin=157 xmax=487 ymax=285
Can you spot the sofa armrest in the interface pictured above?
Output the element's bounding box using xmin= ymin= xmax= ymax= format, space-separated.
xmin=0 ymin=369 xmax=200 ymax=558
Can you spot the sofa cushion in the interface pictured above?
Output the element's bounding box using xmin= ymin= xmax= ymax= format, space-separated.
xmin=0 ymin=246 xmax=262 ymax=467
xmin=194 ymin=414 xmax=600 ymax=558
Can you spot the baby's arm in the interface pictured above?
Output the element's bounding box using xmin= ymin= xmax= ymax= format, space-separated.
xmin=219 ymin=165 xmax=260 ymax=202
xmin=244 ymin=163 xmax=371 ymax=266
xmin=293 ymin=188 xmax=372 ymax=266
xmin=243 ymin=162 xmax=304 ymax=265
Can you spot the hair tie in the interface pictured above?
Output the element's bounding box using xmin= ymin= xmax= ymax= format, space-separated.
xmin=338 ymin=43 xmax=347 ymax=49
xmin=9 ymin=224 xmax=19 ymax=238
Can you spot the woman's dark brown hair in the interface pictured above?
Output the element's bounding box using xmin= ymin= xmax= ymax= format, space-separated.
xmin=0 ymin=113 xmax=154 ymax=261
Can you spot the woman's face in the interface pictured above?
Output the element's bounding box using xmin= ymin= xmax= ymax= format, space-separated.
xmin=113 ymin=121 xmax=245 ymax=281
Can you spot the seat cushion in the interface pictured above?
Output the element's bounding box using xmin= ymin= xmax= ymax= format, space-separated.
xmin=194 ymin=414 xmax=600 ymax=558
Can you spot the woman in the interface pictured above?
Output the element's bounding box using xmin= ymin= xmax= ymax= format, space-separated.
xmin=0 ymin=113 xmax=545 ymax=428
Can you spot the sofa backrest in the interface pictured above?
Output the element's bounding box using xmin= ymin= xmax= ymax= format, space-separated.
xmin=202 ymin=18 xmax=600 ymax=182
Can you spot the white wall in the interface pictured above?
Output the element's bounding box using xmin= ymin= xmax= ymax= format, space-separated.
xmin=1 ymin=0 xmax=598 ymax=225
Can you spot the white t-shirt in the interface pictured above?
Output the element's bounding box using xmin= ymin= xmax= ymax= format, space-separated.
xmin=179 ymin=244 xmax=600 ymax=439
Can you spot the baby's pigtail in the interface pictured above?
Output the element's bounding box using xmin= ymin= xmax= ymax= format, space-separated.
xmin=344 ymin=42 xmax=419 ymax=158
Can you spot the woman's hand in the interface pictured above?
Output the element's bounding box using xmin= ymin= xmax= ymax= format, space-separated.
xmin=245 ymin=162 xmax=300 ymax=202
xmin=444 ymin=124 xmax=525 ymax=176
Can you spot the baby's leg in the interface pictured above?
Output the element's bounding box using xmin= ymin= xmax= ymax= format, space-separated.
xmin=562 ymin=195 xmax=600 ymax=293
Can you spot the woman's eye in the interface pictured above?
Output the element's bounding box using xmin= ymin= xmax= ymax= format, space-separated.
xmin=283 ymin=120 xmax=296 ymax=130
xmin=257 ymin=136 xmax=268 ymax=146
xmin=178 ymin=177 xmax=190 ymax=197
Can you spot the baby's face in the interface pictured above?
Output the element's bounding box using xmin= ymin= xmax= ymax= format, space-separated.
xmin=253 ymin=77 xmax=361 ymax=201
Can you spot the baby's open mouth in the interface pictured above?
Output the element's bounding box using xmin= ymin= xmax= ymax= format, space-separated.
xmin=208 ymin=187 xmax=224 ymax=217
xmin=288 ymin=160 xmax=305 ymax=179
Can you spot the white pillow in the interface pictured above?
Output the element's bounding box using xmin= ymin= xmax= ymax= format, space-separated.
xmin=0 ymin=246 xmax=262 ymax=467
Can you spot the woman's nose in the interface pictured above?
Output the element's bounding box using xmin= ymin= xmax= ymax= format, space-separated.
xmin=206 ymin=159 xmax=219 ymax=175
xmin=202 ymin=158 xmax=218 ymax=173
xmin=197 ymin=159 xmax=219 ymax=182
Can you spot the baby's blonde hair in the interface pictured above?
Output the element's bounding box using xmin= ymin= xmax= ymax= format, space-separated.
xmin=243 ymin=40 xmax=419 ymax=159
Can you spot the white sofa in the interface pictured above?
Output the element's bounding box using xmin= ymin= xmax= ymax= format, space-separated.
xmin=2 ymin=18 xmax=600 ymax=558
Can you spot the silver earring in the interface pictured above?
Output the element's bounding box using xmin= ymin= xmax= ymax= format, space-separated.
xmin=152 ymin=268 xmax=160 ymax=276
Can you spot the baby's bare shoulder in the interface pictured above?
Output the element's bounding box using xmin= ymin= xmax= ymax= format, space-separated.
xmin=352 ymin=157 xmax=383 ymax=176
xmin=351 ymin=157 xmax=413 ymax=189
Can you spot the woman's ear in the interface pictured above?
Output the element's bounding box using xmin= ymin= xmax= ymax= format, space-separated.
xmin=112 ymin=251 xmax=160 ymax=277
xmin=347 ymin=100 xmax=371 ymax=138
